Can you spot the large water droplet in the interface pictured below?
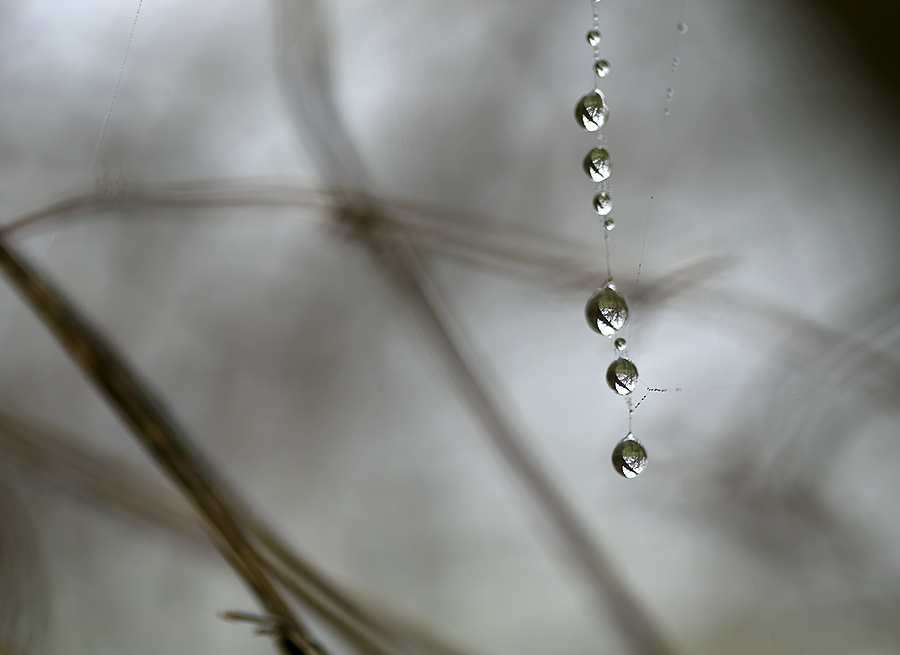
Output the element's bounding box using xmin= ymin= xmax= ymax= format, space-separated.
xmin=606 ymin=357 xmax=638 ymax=395
xmin=612 ymin=433 xmax=647 ymax=478
xmin=593 ymin=192 xmax=612 ymax=215
xmin=575 ymin=91 xmax=608 ymax=132
xmin=586 ymin=30 xmax=601 ymax=47
xmin=583 ymin=147 xmax=611 ymax=183
xmin=594 ymin=60 xmax=610 ymax=77
xmin=585 ymin=282 xmax=628 ymax=336
xmin=677 ymin=21 xmax=688 ymax=34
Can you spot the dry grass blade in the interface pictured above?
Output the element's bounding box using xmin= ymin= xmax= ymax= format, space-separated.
xmin=0 ymin=479 xmax=46 ymax=655
xmin=0 ymin=235 xmax=321 ymax=655
xmin=348 ymin=208 xmax=678 ymax=655
xmin=1 ymin=180 xmax=734 ymax=301
xmin=0 ymin=409 xmax=476 ymax=655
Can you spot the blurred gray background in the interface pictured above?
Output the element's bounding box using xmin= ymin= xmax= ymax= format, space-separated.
xmin=1 ymin=0 xmax=899 ymax=654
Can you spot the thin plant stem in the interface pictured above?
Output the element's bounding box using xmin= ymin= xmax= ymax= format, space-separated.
xmin=0 ymin=409 xmax=475 ymax=655
xmin=0 ymin=234 xmax=321 ymax=655
xmin=351 ymin=206 xmax=678 ymax=655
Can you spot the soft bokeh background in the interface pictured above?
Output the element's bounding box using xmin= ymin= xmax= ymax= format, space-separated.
xmin=1 ymin=0 xmax=899 ymax=654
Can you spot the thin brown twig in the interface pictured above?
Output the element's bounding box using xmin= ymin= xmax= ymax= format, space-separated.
xmin=0 ymin=234 xmax=320 ymax=655
xmin=351 ymin=207 xmax=679 ymax=655
xmin=0 ymin=409 xmax=474 ymax=655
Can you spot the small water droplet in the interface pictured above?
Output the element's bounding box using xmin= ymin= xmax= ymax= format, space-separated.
xmin=574 ymin=91 xmax=608 ymax=132
xmin=604 ymin=218 xmax=615 ymax=230
xmin=666 ymin=87 xmax=674 ymax=100
xmin=677 ymin=20 xmax=688 ymax=34
xmin=612 ymin=433 xmax=647 ymax=478
xmin=592 ymin=192 xmax=612 ymax=216
xmin=586 ymin=30 xmax=601 ymax=47
xmin=614 ymin=337 xmax=626 ymax=351
xmin=663 ymin=107 xmax=670 ymax=115
xmin=593 ymin=60 xmax=610 ymax=77
xmin=606 ymin=357 xmax=638 ymax=395
xmin=585 ymin=282 xmax=628 ymax=336
xmin=582 ymin=147 xmax=611 ymax=183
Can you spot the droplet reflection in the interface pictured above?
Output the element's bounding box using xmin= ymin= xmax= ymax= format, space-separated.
xmin=592 ymin=192 xmax=612 ymax=216
xmin=575 ymin=91 xmax=609 ymax=132
xmin=583 ymin=147 xmax=611 ymax=182
xmin=612 ymin=433 xmax=647 ymax=478
xmin=585 ymin=282 xmax=629 ymax=336
xmin=606 ymin=357 xmax=638 ymax=395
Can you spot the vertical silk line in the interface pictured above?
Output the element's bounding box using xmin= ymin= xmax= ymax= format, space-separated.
xmin=578 ymin=0 xmax=646 ymax=478
xmin=89 ymin=0 xmax=144 ymax=180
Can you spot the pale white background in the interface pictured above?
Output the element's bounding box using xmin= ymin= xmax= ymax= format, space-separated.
xmin=1 ymin=1 xmax=899 ymax=654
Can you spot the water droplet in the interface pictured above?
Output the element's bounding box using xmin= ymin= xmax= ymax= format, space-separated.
xmin=586 ymin=30 xmax=601 ymax=47
xmin=582 ymin=147 xmax=611 ymax=183
xmin=606 ymin=357 xmax=638 ymax=395
xmin=677 ymin=21 xmax=688 ymax=34
xmin=612 ymin=433 xmax=647 ymax=478
xmin=592 ymin=192 xmax=612 ymax=216
xmin=585 ymin=282 xmax=628 ymax=336
xmin=666 ymin=87 xmax=674 ymax=100
xmin=614 ymin=337 xmax=626 ymax=351
xmin=604 ymin=218 xmax=615 ymax=230
xmin=663 ymin=107 xmax=670 ymax=115
xmin=574 ymin=91 xmax=608 ymax=132
xmin=593 ymin=60 xmax=610 ymax=77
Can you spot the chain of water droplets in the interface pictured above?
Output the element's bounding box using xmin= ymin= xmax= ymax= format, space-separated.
xmin=576 ymin=0 xmax=647 ymax=478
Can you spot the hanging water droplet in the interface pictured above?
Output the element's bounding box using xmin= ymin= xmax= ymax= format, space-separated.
xmin=585 ymin=282 xmax=628 ymax=336
xmin=614 ymin=337 xmax=626 ymax=351
xmin=592 ymin=192 xmax=612 ymax=216
xmin=586 ymin=30 xmax=602 ymax=47
xmin=606 ymin=357 xmax=638 ymax=395
xmin=582 ymin=147 xmax=611 ymax=183
xmin=604 ymin=218 xmax=615 ymax=230
xmin=663 ymin=107 xmax=670 ymax=115
xmin=677 ymin=21 xmax=688 ymax=34
xmin=666 ymin=87 xmax=674 ymax=100
xmin=575 ymin=91 xmax=608 ymax=132
xmin=612 ymin=433 xmax=647 ymax=478
xmin=593 ymin=60 xmax=610 ymax=77
xmin=671 ymin=56 xmax=680 ymax=73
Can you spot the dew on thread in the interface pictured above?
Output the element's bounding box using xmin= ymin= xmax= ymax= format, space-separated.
xmin=592 ymin=191 xmax=612 ymax=215
xmin=583 ymin=147 xmax=611 ymax=182
xmin=575 ymin=91 xmax=609 ymax=132
xmin=612 ymin=433 xmax=647 ymax=478
xmin=606 ymin=357 xmax=638 ymax=395
xmin=586 ymin=29 xmax=601 ymax=47
xmin=585 ymin=282 xmax=628 ymax=336
xmin=593 ymin=60 xmax=610 ymax=77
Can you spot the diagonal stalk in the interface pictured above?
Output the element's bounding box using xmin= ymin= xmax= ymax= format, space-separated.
xmin=0 ymin=234 xmax=320 ymax=655
xmin=357 ymin=214 xmax=678 ymax=655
